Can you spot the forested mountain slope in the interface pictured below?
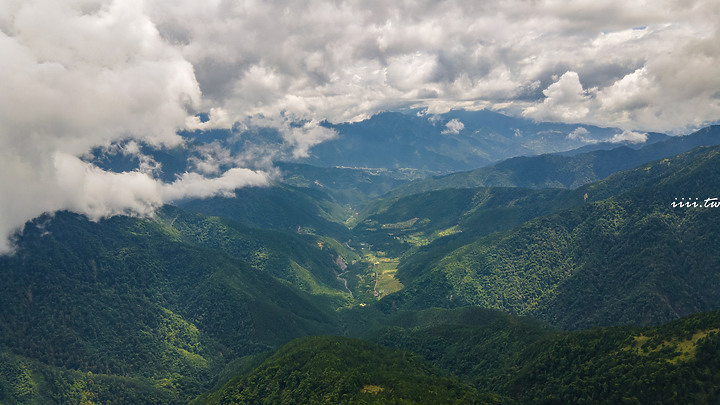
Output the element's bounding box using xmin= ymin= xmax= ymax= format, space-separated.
xmin=3 ymin=126 xmax=720 ymax=403
xmin=383 ymin=146 xmax=720 ymax=330
xmin=352 ymin=186 xmax=581 ymax=257
xmin=369 ymin=307 xmax=720 ymax=404
xmin=0 ymin=210 xmax=347 ymax=402
xmin=186 ymin=307 xmax=720 ymax=404
xmin=198 ymin=336 xmax=489 ymax=404
xmin=178 ymin=183 xmax=352 ymax=239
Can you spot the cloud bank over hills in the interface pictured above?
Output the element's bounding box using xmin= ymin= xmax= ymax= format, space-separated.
xmin=0 ymin=0 xmax=719 ymax=252
xmin=145 ymin=0 xmax=720 ymax=132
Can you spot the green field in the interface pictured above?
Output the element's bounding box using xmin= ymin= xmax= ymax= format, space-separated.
xmin=349 ymin=248 xmax=405 ymax=303
xmin=375 ymin=258 xmax=404 ymax=299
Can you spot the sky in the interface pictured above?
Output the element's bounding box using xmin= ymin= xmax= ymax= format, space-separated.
xmin=1 ymin=0 xmax=719 ymax=252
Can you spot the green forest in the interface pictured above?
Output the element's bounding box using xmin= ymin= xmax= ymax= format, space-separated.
xmin=1 ymin=129 xmax=720 ymax=403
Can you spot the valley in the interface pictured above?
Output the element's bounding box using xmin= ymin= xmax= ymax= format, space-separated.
xmin=4 ymin=0 xmax=720 ymax=401
xmin=1 ymin=117 xmax=720 ymax=403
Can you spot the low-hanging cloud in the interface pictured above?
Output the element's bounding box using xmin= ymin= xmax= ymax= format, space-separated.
xmin=608 ymin=130 xmax=648 ymax=144
xmin=161 ymin=168 xmax=269 ymax=201
xmin=567 ymin=127 xmax=598 ymax=144
xmin=441 ymin=119 xmax=465 ymax=135
xmin=0 ymin=0 xmax=269 ymax=254
xmin=280 ymin=121 xmax=339 ymax=159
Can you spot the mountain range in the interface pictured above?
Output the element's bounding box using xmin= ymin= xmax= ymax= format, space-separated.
xmin=388 ymin=125 xmax=720 ymax=196
xmin=91 ymin=109 xmax=669 ymax=181
xmin=306 ymin=109 xmax=652 ymax=172
xmin=3 ymin=113 xmax=720 ymax=403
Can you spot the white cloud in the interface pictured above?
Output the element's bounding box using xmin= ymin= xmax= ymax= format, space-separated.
xmin=426 ymin=114 xmax=443 ymax=125
xmin=0 ymin=151 xmax=269 ymax=254
xmin=120 ymin=141 xmax=163 ymax=176
xmin=161 ymin=168 xmax=269 ymax=201
xmin=567 ymin=127 xmax=589 ymax=140
xmin=0 ymin=0 xmax=201 ymax=154
xmin=280 ymin=121 xmax=339 ymax=159
xmin=595 ymin=67 xmax=655 ymax=124
xmin=441 ymin=119 xmax=465 ymax=135
xmin=145 ymin=0 xmax=720 ymax=129
xmin=187 ymin=142 xmax=234 ymax=175
xmin=567 ymin=127 xmax=598 ymax=144
xmin=185 ymin=108 xmax=233 ymax=131
xmin=54 ymin=152 xmax=164 ymax=221
xmin=0 ymin=0 xmax=267 ymax=254
xmin=0 ymin=150 xmax=270 ymax=254
xmin=523 ymin=71 xmax=592 ymax=122
xmin=2 ymin=0 xmax=717 ymax=134
xmin=609 ymin=130 xmax=648 ymax=144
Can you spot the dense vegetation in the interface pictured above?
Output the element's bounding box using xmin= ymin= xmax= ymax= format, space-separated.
xmin=157 ymin=205 xmax=356 ymax=297
xmin=370 ymin=308 xmax=720 ymax=404
xmin=191 ymin=307 xmax=720 ymax=404
xmin=352 ymin=186 xmax=581 ymax=257
xmin=385 ymin=146 xmax=720 ymax=329
xmin=0 ymin=351 xmax=177 ymax=404
xmin=0 ymin=211 xmax=346 ymax=403
xmin=505 ymin=312 xmax=720 ymax=403
xmin=2 ymin=124 xmax=720 ymax=403
xmin=277 ymin=162 xmax=417 ymax=206
xmin=178 ymin=183 xmax=352 ymax=240
xmin=198 ymin=336 xmax=488 ymax=404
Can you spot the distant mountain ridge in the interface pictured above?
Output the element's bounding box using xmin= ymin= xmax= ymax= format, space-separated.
xmin=389 ymin=125 xmax=720 ymax=196
xmin=556 ymin=131 xmax=670 ymax=156
xmin=307 ymin=109 xmax=642 ymax=172
xmin=90 ymin=109 xmax=660 ymax=180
